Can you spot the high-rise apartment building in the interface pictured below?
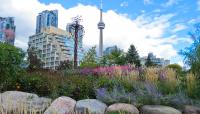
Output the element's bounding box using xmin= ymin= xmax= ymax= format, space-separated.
xmin=29 ymin=10 xmax=84 ymax=70
xmin=36 ymin=10 xmax=58 ymax=34
xmin=28 ymin=26 xmax=84 ymax=70
xmin=0 ymin=17 xmax=15 ymax=45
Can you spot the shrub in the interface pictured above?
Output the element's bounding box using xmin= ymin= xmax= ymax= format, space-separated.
xmin=135 ymin=82 xmax=163 ymax=106
xmin=18 ymin=74 xmax=51 ymax=96
xmin=158 ymin=68 xmax=180 ymax=95
xmin=163 ymin=91 xmax=197 ymax=109
xmin=186 ymin=73 xmax=200 ymax=99
xmin=96 ymin=86 xmax=134 ymax=105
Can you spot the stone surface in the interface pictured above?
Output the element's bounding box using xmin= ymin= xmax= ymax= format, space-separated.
xmin=183 ymin=105 xmax=200 ymax=114
xmin=140 ymin=105 xmax=181 ymax=114
xmin=75 ymin=99 xmax=107 ymax=114
xmin=44 ymin=96 xmax=76 ymax=114
xmin=1 ymin=91 xmax=50 ymax=113
xmin=0 ymin=93 xmax=2 ymax=114
xmin=106 ymin=103 xmax=139 ymax=114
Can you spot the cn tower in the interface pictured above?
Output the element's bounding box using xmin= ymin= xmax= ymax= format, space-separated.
xmin=98 ymin=0 xmax=105 ymax=57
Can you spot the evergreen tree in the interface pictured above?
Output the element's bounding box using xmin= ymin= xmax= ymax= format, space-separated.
xmin=145 ymin=53 xmax=154 ymax=67
xmin=126 ymin=44 xmax=141 ymax=67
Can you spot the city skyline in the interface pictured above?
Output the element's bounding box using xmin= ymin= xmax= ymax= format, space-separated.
xmin=0 ymin=0 xmax=199 ymax=66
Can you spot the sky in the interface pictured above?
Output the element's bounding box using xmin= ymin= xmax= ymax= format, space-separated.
xmin=0 ymin=0 xmax=199 ymax=66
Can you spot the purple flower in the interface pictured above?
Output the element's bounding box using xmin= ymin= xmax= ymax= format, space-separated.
xmin=96 ymin=88 xmax=107 ymax=97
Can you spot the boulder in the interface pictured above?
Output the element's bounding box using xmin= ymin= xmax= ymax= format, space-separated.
xmin=106 ymin=103 xmax=139 ymax=114
xmin=1 ymin=91 xmax=50 ymax=113
xmin=26 ymin=97 xmax=51 ymax=113
xmin=44 ymin=96 xmax=76 ymax=114
xmin=140 ymin=105 xmax=181 ymax=114
xmin=75 ymin=99 xmax=107 ymax=114
xmin=0 ymin=93 xmax=2 ymax=114
xmin=183 ymin=105 xmax=200 ymax=114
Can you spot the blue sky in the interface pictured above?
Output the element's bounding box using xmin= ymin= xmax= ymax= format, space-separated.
xmin=0 ymin=0 xmax=199 ymax=66
xmin=38 ymin=0 xmax=199 ymax=65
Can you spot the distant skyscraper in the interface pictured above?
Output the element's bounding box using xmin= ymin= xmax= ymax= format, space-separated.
xmin=36 ymin=10 xmax=58 ymax=34
xmin=98 ymin=0 xmax=105 ymax=57
xmin=140 ymin=53 xmax=170 ymax=67
xmin=0 ymin=17 xmax=15 ymax=45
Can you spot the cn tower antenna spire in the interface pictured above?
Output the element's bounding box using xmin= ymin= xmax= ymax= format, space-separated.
xmin=100 ymin=0 xmax=103 ymax=10
xmin=98 ymin=0 xmax=105 ymax=57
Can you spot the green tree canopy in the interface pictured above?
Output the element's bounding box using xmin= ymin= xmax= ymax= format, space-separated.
xmin=80 ymin=46 xmax=98 ymax=68
xmin=0 ymin=43 xmax=25 ymax=81
xmin=27 ymin=47 xmax=43 ymax=71
xmin=180 ymin=23 xmax=200 ymax=78
xmin=99 ymin=47 xmax=126 ymax=66
xmin=126 ymin=44 xmax=141 ymax=67
xmin=57 ymin=60 xmax=73 ymax=70
xmin=167 ymin=64 xmax=182 ymax=73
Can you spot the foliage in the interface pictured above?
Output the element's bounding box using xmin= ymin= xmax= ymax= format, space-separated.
xmin=180 ymin=23 xmax=200 ymax=79
xmin=186 ymin=73 xmax=200 ymax=99
xmin=126 ymin=44 xmax=141 ymax=67
xmin=80 ymin=46 xmax=98 ymax=68
xmin=158 ymin=68 xmax=180 ymax=94
xmin=96 ymin=86 xmax=133 ymax=105
xmin=56 ymin=60 xmax=73 ymax=70
xmin=145 ymin=53 xmax=156 ymax=67
xmin=107 ymin=48 xmax=127 ymax=66
xmin=0 ymin=42 xmax=25 ymax=92
xmin=163 ymin=91 xmax=198 ymax=109
xmin=27 ymin=47 xmax=43 ymax=71
xmin=17 ymin=74 xmax=51 ymax=96
xmin=167 ymin=64 xmax=182 ymax=73
xmin=99 ymin=47 xmax=127 ymax=66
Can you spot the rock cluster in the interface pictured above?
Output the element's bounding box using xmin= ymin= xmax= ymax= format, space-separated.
xmin=1 ymin=91 xmax=200 ymax=114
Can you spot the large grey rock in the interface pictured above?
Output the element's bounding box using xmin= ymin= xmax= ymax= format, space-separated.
xmin=106 ymin=103 xmax=139 ymax=114
xmin=0 ymin=93 xmax=3 ymax=114
xmin=183 ymin=105 xmax=200 ymax=114
xmin=26 ymin=97 xmax=51 ymax=113
xmin=1 ymin=91 xmax=51 ymax=113
xmin=140 ymin=105 xmax=181 ymax=114
xmin=44 ymin=96 xmax=76 ymax=114
xmin=75 ymin=99 xmax=107 ymax=114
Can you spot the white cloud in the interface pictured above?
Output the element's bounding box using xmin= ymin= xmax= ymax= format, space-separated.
xmin=172 ymin=24 xmax=187 ymax=33
xmin=162 ymin=0 xmax=179 ymax=7
xmin=120 ymin=1 xmax=128 ymax=7
xmin=0 ymin=0 xmax=187 ymax=60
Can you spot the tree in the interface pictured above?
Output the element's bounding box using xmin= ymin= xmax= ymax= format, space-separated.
xmin=27 ymin=47 xmax=43 ymax=71
xmin=0 ymin=42 xmax=25 ymax=82
xmin=126 ymin=44 xmax=141 ymax=67
xmin=180 ymin=23 xmax=200 ymax=78
xmin=167 ymin=64 xmax=182 ymax=73
xmin=99 ymin=47 xmax=126 ymax=66
xmin=107 ymin=48 xmax=126 ymax=66
xmin=80 ymin=46 xmax=98 ymax=68
xmin=57 ymin=60 xmax=73 ymax=70
xmin=145 ymin=53 xmax=154 ymax=67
